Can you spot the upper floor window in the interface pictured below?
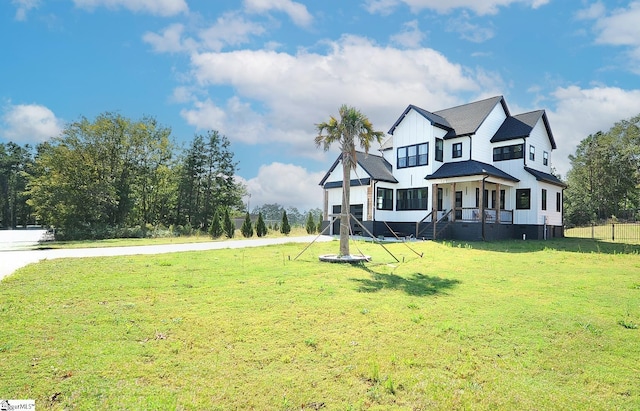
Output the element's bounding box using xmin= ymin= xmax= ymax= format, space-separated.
xmin=493 ymin=144 xmax=523 ymax=161
xmin=452 ymin=142 xmax=462 ymax=158
xmin=529 ymin=145 xmax=535 ymax=161
xmin=543 ymin=151 xmax=549 ymax=166
xmin=435 ymin=138 xmax=443 ymax=162
xmin=397 ymin=143 xmax=428 ymax=169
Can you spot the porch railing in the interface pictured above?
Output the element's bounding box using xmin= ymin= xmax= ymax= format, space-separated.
xmin=455 ymin=208 xmax=513 ymax=224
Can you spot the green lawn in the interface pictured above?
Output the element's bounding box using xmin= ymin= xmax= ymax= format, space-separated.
xmin=36 ymin=227 xmax=312 ymax=249
xmin=565 ymin=223 xmax=640 ymax=243
xmin=1 ymin=238 xmax=639 ymax=410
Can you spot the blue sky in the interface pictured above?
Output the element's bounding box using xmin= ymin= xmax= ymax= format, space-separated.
xmin=2 ymin=0 xmax=640 ymax=211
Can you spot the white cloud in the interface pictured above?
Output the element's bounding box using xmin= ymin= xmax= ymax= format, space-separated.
xmin=143 ymin=14 xmax=265 ymax=54
xmin=575 ymin=2 xmax=605 ymax=20
xmin=446 ymin=11 xmax=494 ymax=42
xmin=143 ymin=23 xmax=191 ymax=53
xmin=188 ymin=35 xmax=501 ymax=148
xmin=180 ymin=97 xmax=269 ymax=145
xmin=73 ymin=0 xmax=188 ymax=16
xmin=390 ymin=20 xmax=426 ymax=48
xmin=198 ymin=12 xmax=266 ymax=52
xmin=364 ymin=0 xmax=400 ymax=15
xmin=243 ymin=0 xmax=313 ymax=27
xmin=12 ymin=0 xmax=40 ymax=21
xmin=546 ymin=86 xmax=640 ymax=177
xmin=592 ymin=1 xmax=640 ymax=46
xmin=1 ymin=103 xmax=64 ymax=143
xmin=578 ymin=1 xmax=640 ymax=73
xmin=241 ymin=162 xmax=325 ymax=211
xmin=366 ymin=0 xmax=549 ymax=15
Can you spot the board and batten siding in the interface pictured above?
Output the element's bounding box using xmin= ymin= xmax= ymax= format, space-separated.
xmin=524 ymin=117 xmax=553 ymax=173
xmin=472 ymin=103 xmax=508 ymax=163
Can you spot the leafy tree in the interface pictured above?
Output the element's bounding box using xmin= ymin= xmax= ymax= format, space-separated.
xmin=286 ymin=206 xmax=303 ymax=226
xmin=252 ymin=203 xmax=285 ymax=222
xmin=255 ymin=212 xmax=267 ymax=237
xmin=565 ymin=114 xmax=640 ymax=226
xmin=280 ymin=210 xmax=291 ymax=235
xmin=241 ymin=212 xmax=254 ymax=238
xmin=26 ymin=113 xmax=175 ymax=239
xmin=315 ymin=105 xmax=384 ymax=256
xmin=209 ymin=209 xmax=223 ymax=238
xmin=223 ymin=208 xmax=235 ymax=238
xmin=305 ymin=212 xmax=316 ymax=234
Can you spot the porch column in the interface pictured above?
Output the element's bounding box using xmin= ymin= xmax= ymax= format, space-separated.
xmin=480 ymin=178 xmax=487 ymax=241
xmin=478 ymin=180 xmax=484 ymax=219
xmin=367 ymin=183 xmax=373 ymax=221
xmin=495 ymin=183 xmax=501 ymax=223
xmin=432 ymin=183 xmax=438 ymax=239
xmin=451 ymin=182 xmax=456 ymax=222
xmin=323 ymin=190 xmax=328 ymax=220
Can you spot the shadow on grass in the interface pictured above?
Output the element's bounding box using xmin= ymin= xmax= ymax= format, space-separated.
xmin=352 ymin=266 xmax=460 ymax=296
xmin=442 ymin=238 xmax=640 ymax=255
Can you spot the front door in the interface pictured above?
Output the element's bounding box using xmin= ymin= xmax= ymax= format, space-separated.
xmin=455 ymin=191 xmax=462 ymax=220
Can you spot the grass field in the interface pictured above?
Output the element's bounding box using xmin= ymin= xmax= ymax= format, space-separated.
xmin=1 ymin=238 xmax=639 ymax=410
xmin=565 ymin=223 xmax=640 ymax=243
xmin=35 ymin=227 xmax=312 ymax=249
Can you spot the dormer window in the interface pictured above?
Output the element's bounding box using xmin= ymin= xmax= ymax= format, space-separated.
xmin=452 ymin=142 xmax=462 ymax=158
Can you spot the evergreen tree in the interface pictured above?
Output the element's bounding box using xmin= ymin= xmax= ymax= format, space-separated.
xmin=305 ymin=212 xmax=316 ymax=234
xmin=209 ymin=209 xmax=223 ymax=238
xmin=280 ymin=210 xmax=291 ymax=235
xmin=176 ymin=130 xmax=244 ymax=230
xmin=241 ymin=212 xmax=253 ymax=238
xmin=223 ymin=209 xmax=235 ymax=238
xmin=317 ymin=213 xmax=323 ymax=234
xmin=256 ymin=212 xmax=267 ymax=237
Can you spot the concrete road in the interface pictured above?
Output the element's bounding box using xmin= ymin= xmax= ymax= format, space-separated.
xmin=0 ymin=235 xmax=335 ymax=281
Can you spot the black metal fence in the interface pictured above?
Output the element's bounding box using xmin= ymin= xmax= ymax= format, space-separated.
xmin=565 ymin=223 xmax=640 ymax=242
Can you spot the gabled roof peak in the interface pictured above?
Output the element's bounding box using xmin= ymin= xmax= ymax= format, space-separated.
xmin=388 ymin=104 xmax=452 ymax=135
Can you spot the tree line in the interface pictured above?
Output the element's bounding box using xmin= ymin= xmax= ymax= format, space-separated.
xmin=1 ymin=113 xmax=246 ymax=239
xmin=1 ymin=112 xmax=325 ymax=240
xmin=564 ymin=113 xmax=640 ymax=226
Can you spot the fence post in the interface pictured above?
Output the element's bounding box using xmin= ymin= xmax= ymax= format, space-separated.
xmin=612 ymin=223 xmax=615 ymax=241
xmin=591 ymin=223 xmax=594 ymax=239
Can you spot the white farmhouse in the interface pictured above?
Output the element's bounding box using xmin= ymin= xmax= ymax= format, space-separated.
xmin=319 ymin=96 xmax=567 ymax=241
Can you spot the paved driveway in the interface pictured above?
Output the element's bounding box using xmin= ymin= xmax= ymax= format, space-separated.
xmin=0 ymin=235 xmax=334 ymax=281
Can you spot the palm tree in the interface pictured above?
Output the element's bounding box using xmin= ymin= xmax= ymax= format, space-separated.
xmin=315 ymin=105 xmax=384 ymax=256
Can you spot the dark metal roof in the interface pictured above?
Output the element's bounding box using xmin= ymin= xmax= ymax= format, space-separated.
xmin=425 ymin=160 xmax=519 ymax=182
xmin=524 ymin=167 xmax=567 ymax=188
xmin=319 ymin=151 xmax=398 ymax=186
xmin=324 ymin=178 xmax=371 ymax=189
xmin=433 ymin=95 xmax=508 ymax=139
xmin=388 ymin=104 xmax=453 ymax=135
xmin=491 ymin=110 xmax=557 ymax=149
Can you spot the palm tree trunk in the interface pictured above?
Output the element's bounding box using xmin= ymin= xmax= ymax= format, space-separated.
xmin=340 ymin=152 xmax=351 ymax=256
